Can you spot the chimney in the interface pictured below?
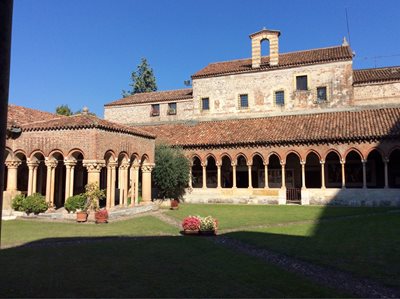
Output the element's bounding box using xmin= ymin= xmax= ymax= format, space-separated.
xmin=249 ymin=28 xmax=280 ymax=68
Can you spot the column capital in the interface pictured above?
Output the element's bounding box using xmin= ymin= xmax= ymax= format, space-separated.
xmin=231 ymin=162 xmax=237 ymax=167
xmin=141 ymin=163 xmax=155 ymax=173
xmin=83 ymin=159 xmax=106 ymax=172
xmin=5 ymin=160 xmax=21 ymax=168
xmin=108 ymin=160 xmax=118 ymax=168
xmin=300 ymin=161 xmax=306 ymax=166
xmin=383 ymin=157 xmax=389 ymax=163
xmin=280 ymin=161 xmax=285 ymax=166
xmin=27 ymin=160 xmax=40 ymax=168
xmin=361 ymin=159 xmax=367 ymax=164
xmin=246 ymin=162 xmax=253 ymax=167
xmin=119 ymin=162 xmax=130 ymax=170
xmin=320 ymin=160 xmax=325 ymax=164
xmin=64 ymin=159 xmax=77 ymax=167
xmin=340 ymin=159 xmax=345 ymax=165
xmin=263 ymin=162 xmax=269 ymax=166
xmin=201 ymin=162 xmax=207 ymax=167
xmin=45 ymin=159 xmax=58 ymax=168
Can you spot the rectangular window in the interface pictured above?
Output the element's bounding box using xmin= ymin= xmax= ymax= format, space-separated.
xmin=275 ymin=91 xmax=285 ymax=106
xmin=296 ymin=75 xmax=308 ymax=91
xmin=239 ymin=94 xmax=249 ymax=108
xmin=317 ymin=87 xmax=327 ymax=102
xmin=167 ymin=102 xmax=177 ymax=115
xmin=151 ymin=104 xmax=160 ymax=116
xmin=201 ymin=97 xmax=209 ymax=110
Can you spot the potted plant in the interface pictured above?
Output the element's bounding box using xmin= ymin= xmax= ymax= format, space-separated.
xmin=199 ymin=216 xmax=218 ymax=236
xmin=182 ymin=215 xmax=201 ymax=235
xmin=81 ymin=182 xmax=106 ymax=222
xmin=94 ymin=208 xmax=108 ymax=224
xmin=170 ymin=199 xmax=179 ymax=210
xmin=76 ymin=208 xmax=88 ymax=222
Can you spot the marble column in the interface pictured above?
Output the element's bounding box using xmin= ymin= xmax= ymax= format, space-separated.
xmin=362 ymin=159 xmax=367 ymax=188
xmin=281 ymin=161 xmax=286 ymax=189
xmin=231 ymin=162 xmax=237 ymax=189
xmin=141 ymin=163 xmax=154 ymax=204
xmin=301 ymin=161 xmax=306 ymax=189
xmin=384 ymin=158 xmax=389 ymax=188
xmin=247 ymin=163 xmax=253 ymax=189
xmin=109 ymin=161 xmax=117 ymax=207
xmin=64 ymin=159 xmax=77 ymax=201
xmin=201 ymin=162 xmax=207 ymax=189
xmin=130 ymin=162 xmax=140 ymax=206
xmin=264 ymin=163 xmax=269 ymax=189
xmin=45 ymin=159 xmax=58 ymax=207
xmin=340 ymin=160 xmax=346 ymax=189
xmin=5 ymin=160 xmax=21 ymax=191
xmin=217 ymin=162 xmax=221 ymax=189
xmin=27 ymin=161 xmax=39 ymax=196
xmin=320 ymin=160 xmax=326 ymax=189
xmin=119 ymin=161 xmax=130 ymax=206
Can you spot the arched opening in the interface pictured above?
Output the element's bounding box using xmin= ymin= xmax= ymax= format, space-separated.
xmin=117 ymin=153 xmax=130 ymax=206
xmin=206 ymin=156 xmax=217 ymax=188
xmin=16 ymin=152 xmax=28 ymax=194
xmin=388 ymin=149 xmax=400 ymax=188
xmin=345 ymin=150 xmax=363 ymax=188
xmin=325 ymin=151 xmax=342 ymax=188
xmin=268 ymin=154 xmax=281 ymax=188
xmin=366 ymin=150 xmax=384 ymax=188
xmin=51 ymin=152 xmax=66 ymax=208
xmin=252 ymin=154 xmax=264 ymax=188
xmin=31 ymin=152 xmax=46 ymax=196
xmin=221 ymin=156 xmax=233 ymax=188
xmin=70 ymin=152 xmax=87 ymax=196
xmin=260 ymin=38 xmax=270 ymax=58
xmin=285 ymin=153 xmax=301 ymax=188
xmin=191 ymin=157 xmax=202 ymax=188
xmin=305 ymin=152 xmax=321 ymax=188
xmin=236 ymin=155 xmax=248 ymax=188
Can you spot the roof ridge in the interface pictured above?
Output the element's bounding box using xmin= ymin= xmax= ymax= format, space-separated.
xmin=354 ymin=65 xmax=400 ymax=72
xmin=121 ymin=88 xmax=192 ymax=98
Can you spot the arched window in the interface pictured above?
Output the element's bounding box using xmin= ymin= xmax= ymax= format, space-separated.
xmin=191 ymin=157 xmax=203 ymax=188
xmin=268 ymin=154 xmax=281 ymax=188
xmin=345 ymin=151 xmax=363 ymax=188
xmin=252 ymin=154 xmax=264 ymax=188
xmin=305 ymin=152 xmax=321 ymax=188
xmin=221 ymin=156 xmax=233 ymax=188
xmin=206 ymin=156 xmax=217 ymax=188
xmin=325 ymin=152 xmax=341 ymax=188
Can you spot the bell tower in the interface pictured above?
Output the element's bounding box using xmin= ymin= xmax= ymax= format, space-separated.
xmin=249 ymin=28 xmax=280 ymax=68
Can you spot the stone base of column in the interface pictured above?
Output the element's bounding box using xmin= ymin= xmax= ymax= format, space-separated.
xmin=2 ymin=190 xmax=20 ymax=210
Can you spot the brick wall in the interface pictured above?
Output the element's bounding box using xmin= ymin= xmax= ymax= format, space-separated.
xmin=353 ymin=82 xmax=400 ymax=106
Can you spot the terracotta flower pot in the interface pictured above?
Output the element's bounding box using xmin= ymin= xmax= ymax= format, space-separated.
xmin=170 ymin=199 xmax=179 ymax=210
xmin=183 ymin=229 xmax=199 ymax=235
xmin=95 ymin=211 xmax=108 ymax=224
xmin=76 ymin=211 xmax=88 ymax=222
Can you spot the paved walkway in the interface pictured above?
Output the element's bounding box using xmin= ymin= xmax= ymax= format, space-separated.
xmin=155 ymin=210 xmax=400 ymax=298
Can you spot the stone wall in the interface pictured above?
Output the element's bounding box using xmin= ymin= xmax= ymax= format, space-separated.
xmin=191 ymin=61 xmax=353 ymax=119
xmin=104 ymin=100 xmax=194 ymax=125
xmin=353 ymin=82 xmax=400 ymax=106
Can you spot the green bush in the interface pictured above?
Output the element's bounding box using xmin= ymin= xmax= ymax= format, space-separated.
xmin=22 ymin=193 xmax=48 ymax=215
xmin=153 ymin=144 xmax=190 ymax=201
xmin=11 ymin=194 xmax=26 ymax=211
xmin=64 ymin=194 xmax=86 ymax=213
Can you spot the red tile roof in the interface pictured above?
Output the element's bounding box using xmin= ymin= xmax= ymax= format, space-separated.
xmin=7 ymin=104 xmax=61 ymax=127
xmin=353 ymin=66 xmax=400 ymax=85
xmin=141 ymin=108 xmax=400 ymax=147
xmin=192 ymin=46 xmax=353 ymax=79
xmin=104 ymin=88 xmax=193 ymax=107
xmin=21 ymin=113 xmax=156 ymax=139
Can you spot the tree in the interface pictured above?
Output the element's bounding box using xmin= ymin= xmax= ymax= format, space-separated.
xmin=56 ymin=104 xmax=72 ymax=116
xmin=152 ymin=144 xmax=190 ymax=201
xmin=122 ymin=58 xmax=157 ymax=97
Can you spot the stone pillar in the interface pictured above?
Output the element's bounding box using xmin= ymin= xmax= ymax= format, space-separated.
xmin=45 ymin=159 xmax=58 ymax=207
xmin=264 ymin=163 xmax=269 ymax=189
xmin=320 ymin=160 xmax=326 ymax=189
xmin=301 ymin=161 xmax=306 ymax=190
xmin=384 ymin=158 xmax=389 ymax=188
xmin=130 ymin=162 xmax=140 ymax=206
xmin=5 ymin=161 xmax=21 ymax=191
xmin=201 ymin=162 xmax=207 ymax=189
xmin=281 ymin=161 xmax=286 ymax=189
xmin=189 ymin=166 xmax=193 ymax=188
xmin=64 ymin=159 xmax=77 ymax=201
xmin=109 ymin=161 xmax=117 ymax=207
xmin=83 ymin=160 xmax=105 ymax=186
xmin=217 ymin=162 xmax=221 ymax=189
xmin=141 ymin=163 xmax=154 ymax=204
xmin=119 ymin=161 xmax=130 ymax=206
xmin=27 ymin=161 xmax=39 ymax=196
xmin=247 ymin=163 xmax=253 ymax=189
xmin=341 ymin=160 xmax=346 ymax=189
xmin=362 ymin=159 xmax=367 ymax=188
xmin=232 ymin=162 xmax=237 ymax=189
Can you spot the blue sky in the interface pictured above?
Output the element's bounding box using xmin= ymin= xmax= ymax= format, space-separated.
xmin=9 ymin=0 xmax=400 ymax=117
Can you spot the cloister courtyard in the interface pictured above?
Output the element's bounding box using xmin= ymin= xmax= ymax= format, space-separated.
xmin=1 ymin=204 xmax=399 ymax=298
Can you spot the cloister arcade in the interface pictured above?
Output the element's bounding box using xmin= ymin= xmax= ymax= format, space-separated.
xmin=186 ymin=143 xmax=400 ymax=205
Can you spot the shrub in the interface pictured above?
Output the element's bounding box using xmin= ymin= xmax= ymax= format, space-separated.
xmin=11 ymin=194 xmax=26 ymax=211
xmin=22 ymin=193 xmax=48 ymax=215
xmin=182 ymin=216 xmax=201 ymax=231
xmin=153 ymin=144 xmax=190 ymax=201
xmin=64 ymin=194 xmax=86 ymax=213
xmin=199 ymin=216 xmax=218 ymax=231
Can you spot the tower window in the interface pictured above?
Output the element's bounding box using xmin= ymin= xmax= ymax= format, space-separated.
xmin=201 ymin=98 xmax=209 ymax=110
xmin=296 ymin=75 xmax=308 ymax=91
xmin=275 ymin=91 xmax=285 ymax=106
xmin=239 ymin=94 xmax=249 ymax=108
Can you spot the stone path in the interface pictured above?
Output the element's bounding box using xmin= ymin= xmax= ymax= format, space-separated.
xmin=155 ymin=210 xmax=400 ymax=298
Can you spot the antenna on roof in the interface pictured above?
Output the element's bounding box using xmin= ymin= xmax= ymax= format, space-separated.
xmin=345 ymin=7 xmax=352 ymax=46
xmin=184 ymin=80 xmax=191 ymax=87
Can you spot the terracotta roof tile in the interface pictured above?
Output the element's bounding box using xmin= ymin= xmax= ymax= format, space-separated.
xmin=21 ymin=113 xmax=156 ymax=139
xmin=353 ymin=66 xmax=400 ymax=84
xmin=7 ymin=104 xmax=61 ymax=127
xmin=192 ymin=46 xmax=353 ymax=79
xmin=105 ymin=88 xmax=193 ymax=107
xmin=141 ymin=108 xmax=400 ymax=147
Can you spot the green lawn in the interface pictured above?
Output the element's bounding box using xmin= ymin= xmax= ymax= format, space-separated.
xmin=1 ymin=216 xmax=178 ymax=248
xmin=166 ymin=203 xmax=393 ymax=229
xmin=0 ymin=236 xmax=344 ymax=298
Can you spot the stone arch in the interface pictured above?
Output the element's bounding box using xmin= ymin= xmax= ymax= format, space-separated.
xmin=251 ymin=154 xmax=265 ymax=188
xmin=267 ymin=153 xmax=282 ymax=188
xmin=235 ymin=154 xmax=249 ymax=188
xmin=191 ymin=154 xmax=203 ymax=165
xmin=30 ymin=151 xmax=47 ymax=196
xmin=67 ymin=148 xmax=85 ymax=159
xmin=388 ymin=146 xmax=400 ymax=158
xmin=205 ymin=153 xmax=218 ymax=164
xmin=116 ymin=152 xmax=131 ymax=206
xmin=104 ymin=150 xmax=117 ymax=162
xmin=305 ymin=151 xmax=321 ymax=188
xmin=48 ymin=151 xmax=66 ymax=208
xmin=206 ymin=155 xmax=217 ymax=188
xmin=285 ymin=152 xmax=302 ymax=188
xmin=221 ymin=155 xmax=233 ymax=188
xmin=388 ymin=148 xmax=400 ymax=188
xmin=325 ymin=151 xmax=342 ymax=188
xmin=305 ymin=149 xmax=322 ymax=161
xmin=344 ymin=147 xmax=364 ymax=161
xmin=365 ymin=147 xmax=385 ymax=161
xmin=140 ymin=154 xmax=149 ymax=164
xmin=366 ymin=149 xmax=385 ymax=188
xmin=283 ymin=150 xmax=302 ymax=164
xmin=191 ymin=156 xmax=203 ymax=188
xmin=345 ymin=150 xmax=363 ymax=188
xmin=251 ymin=152 xmax=265 ymax=164
xmin=235 ymin=153 xmax=248 ymax=164
xmin=15 ymin=151 xmax=28 ymax=194
xmin=219 ymin=152 xmax=233 ymax=164
xmin=48 ymin=149 xmax=66 ymax=159
xmin=267 ymin=151 xmax=282 ymax=162
xmin=70 ymin=151 xmax=87 ymax=196
xmin=323 ymin=149 xmax=343 ymax=162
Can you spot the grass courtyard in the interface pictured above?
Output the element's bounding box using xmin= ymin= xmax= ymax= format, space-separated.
xmin=0 ymin=204 xmax=399 ymax=297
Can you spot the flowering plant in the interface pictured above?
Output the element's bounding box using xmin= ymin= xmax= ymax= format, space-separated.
xmin=199 ymin=216 xmax=218 ymax=231
xmin=95 ymin=208 xmax=108 ymax=218
xmin=182 ymin=216 xmax=201 ymax=231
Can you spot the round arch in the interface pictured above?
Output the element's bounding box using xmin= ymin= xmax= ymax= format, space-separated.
xmin=366 ymin=149 xmax=385 ymax=188
xmin=345 ymin=150 xmax=363 ymax=188
xmin=267 ymin=153 xmax=282 ymax=188
xmin=305 ymin=151 xmax=321 ymax=188
xmin=191 ymin=156 xmax=203 ymax=188
xmin=221 ymin=155 xmax=233 ymax=188
xmin=205 ymin=155 xmax=217 ymax=188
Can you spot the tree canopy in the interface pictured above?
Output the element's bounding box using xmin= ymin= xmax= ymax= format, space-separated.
xmin=122 ymin=58 xmax=157 ymax=97
xmin=152 ymin=144 xmax=190 ymax=200
xmin=55 ymin=104 xmax=72 ymax=116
